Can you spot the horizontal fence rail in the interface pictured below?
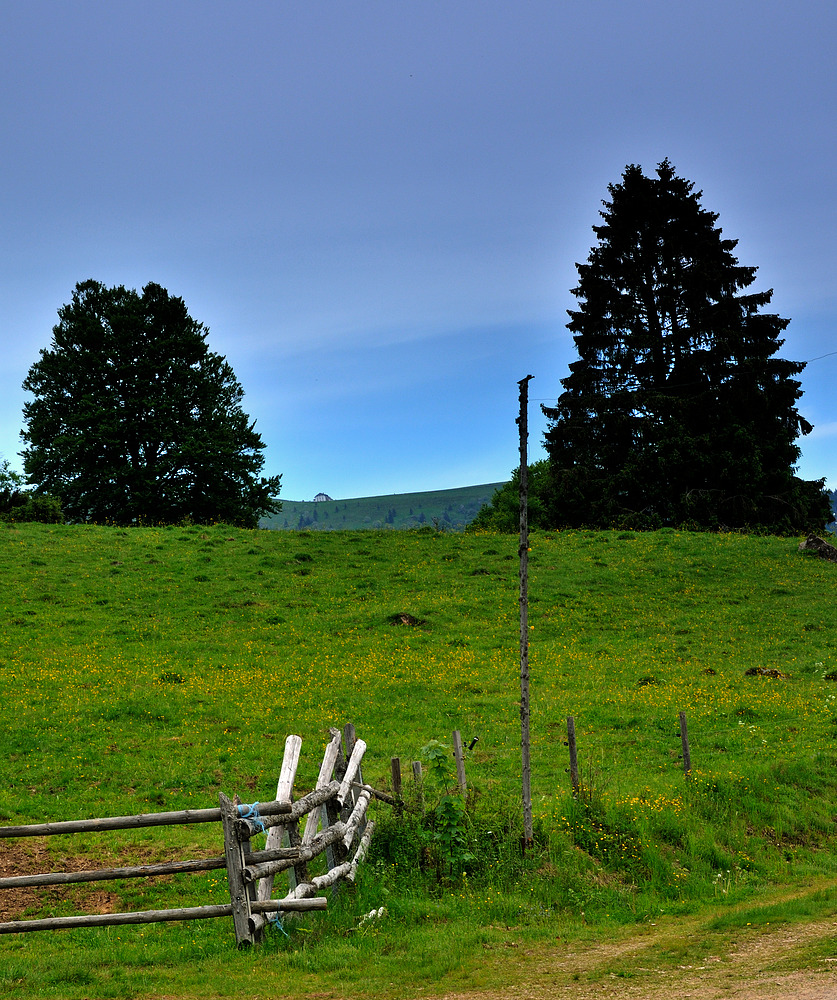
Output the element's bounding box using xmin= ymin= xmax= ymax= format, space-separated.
xmin=0 ymin=799 xmax=294 ymax=839
xmin=0 ymin=897 xmax=327 ymax=935
xmin=0 ymin=845 xmax=303 ymax=890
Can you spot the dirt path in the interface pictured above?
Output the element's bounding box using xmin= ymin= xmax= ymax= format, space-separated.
xmin=428 ymin=910 xmax=837 ymax=1000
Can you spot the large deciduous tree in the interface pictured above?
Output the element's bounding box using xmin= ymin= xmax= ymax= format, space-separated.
xmin=541 ymin=160 xmax=831 ymax=533
xmin=22 ymin=280 xmax=281 ymax=527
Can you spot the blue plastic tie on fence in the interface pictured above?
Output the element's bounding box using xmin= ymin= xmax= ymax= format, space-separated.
xmin=268 ymin=912 xmax=289 ymax=936
xmin=236 ymin=801 xmax=266 ymax=834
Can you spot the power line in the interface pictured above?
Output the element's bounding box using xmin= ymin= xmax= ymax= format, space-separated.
xmin=803 ymin=350 xmax=837 ymax=363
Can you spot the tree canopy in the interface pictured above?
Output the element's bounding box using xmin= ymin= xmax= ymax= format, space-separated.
xmin=21 ymin=280 xmax=281 ymax=527
xmin=537 ymin=160 xmax=831 ymax=534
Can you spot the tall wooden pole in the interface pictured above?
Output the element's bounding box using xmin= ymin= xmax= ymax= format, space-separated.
xmin=518 ymin=375 xmax=534 ymax=846
xmin=679 ymin=711 xmax=692 ymax=779
xmin=566 ymin=716 xmax=580 ymax=796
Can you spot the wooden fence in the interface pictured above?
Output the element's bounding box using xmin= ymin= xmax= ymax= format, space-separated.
xmin=565 ymin=711 xmax=696 ymax=793
xmin=0 ymin=724 xmax=382 ymax=947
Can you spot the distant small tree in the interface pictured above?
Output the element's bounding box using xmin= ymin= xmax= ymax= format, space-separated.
xmin=21 ymin=280 xmax=281 ymax=527
xmin=0 ymin=457 xmax=63 ymax=523
xmin=467 ymin=460 xmax=552 ymax=533
xmin=0 ymin=458 xmax=23 ymax=502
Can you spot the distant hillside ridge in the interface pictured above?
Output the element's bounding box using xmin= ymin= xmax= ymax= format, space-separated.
xmin=261 ymin=482 xmax=505 ymax=532
xmin=263 ymin=483 xmax=835 ymax=533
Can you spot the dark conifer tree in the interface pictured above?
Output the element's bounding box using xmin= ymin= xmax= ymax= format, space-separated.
xmin=542 ymin=160 xmax=830 ymax=533
xmin=22 ymin=280 xmax=281 ymax=527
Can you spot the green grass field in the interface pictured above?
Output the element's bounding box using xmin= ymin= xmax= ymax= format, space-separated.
xmin=1 ymin=522 xmax=837 ymax=998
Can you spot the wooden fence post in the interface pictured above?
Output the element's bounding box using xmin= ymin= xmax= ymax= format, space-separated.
xmin=344 ymin=723 xmax=363 ymax=788
xmin=566 ymin=716 xmax=580 ymax=796
xmin=342 ymin=723 xmax=365 ymax=830
xmin=337 ymin=737 xmax=367 ymax=812
xmin=302 ymin=730 xmax=343 ymax=845
xmin=276 ymin=735 xmax=302 ymax=810
xmin=679 ymin=711 xmax=692 ymax=778
xmin=219 ymin=792 xmax=254 ymax=948
xmin=254 ymin=734 xmax=303 ymax=926
xmin=452 ymin=730 xmax=467 ymax=795
xmin=390 ymin=757 xmax=402 ymax=810
xmin=411 ymin=760 xmax=425 ymax=810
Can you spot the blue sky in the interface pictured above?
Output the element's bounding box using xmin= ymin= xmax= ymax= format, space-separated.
xmin=2 ymin=1 xmax=835 ymax=500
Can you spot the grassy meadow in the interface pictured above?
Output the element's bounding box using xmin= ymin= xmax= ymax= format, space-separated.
xmin=2 ymin=521 xmax=837 ymax=998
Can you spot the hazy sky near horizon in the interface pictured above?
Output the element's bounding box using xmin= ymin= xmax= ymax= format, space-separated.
xmin=2 ymin=1 xmax=835 ymax=500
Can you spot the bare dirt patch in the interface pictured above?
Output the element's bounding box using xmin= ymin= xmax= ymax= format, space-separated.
xmin=0 ymin=842 xmax=53 ymax=921
xmin=1 ymin=840 xmax=129 ymax=921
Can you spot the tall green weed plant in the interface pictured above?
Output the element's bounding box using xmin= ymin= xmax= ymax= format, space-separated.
xmin=419 ymin=739 xmax=473 ymax=876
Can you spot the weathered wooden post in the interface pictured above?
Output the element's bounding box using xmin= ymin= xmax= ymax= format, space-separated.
xmin=518 ymin=374 xmax=535 ymax=847
xmin=327 ymin=728 xmax=367 ymax=889
xmin=219 ymin=791 xmax=254 ymax=947
xmin=390 ymin=757 xmax=403 ymax=812
xmin=679 ymin=711 xmax=692 ymax=778
xmin=313 ymin=729 xmax=347 ymax=882
xmin=566 ymin=716 xmax=580 ymax=796
xmin=342 ymin=723 xmax=365 ymax=824
xmin=276 ymin=735 xmax=302 ymax=809
xmin=344 ymin=724 xmax=362 ymax=782
xmin=337 ymin=736 xmax=367 ymax=815
xmin=302 ymin=730 xmax=343 ymax=846
xmin=255 ymin=734 xmax=303 ymax=919
xmin=452 ymin=730 xmax=467 ymax=795
xmin=411 ymin=760 xmax=425 ymax=810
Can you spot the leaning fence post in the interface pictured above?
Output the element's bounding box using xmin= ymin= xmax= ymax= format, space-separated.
xmin=302 ymin=729 xmax=342 ymax=847
xmin=344 ymin=723 xmax=363 ymax=788
xmin=287 ymin=817 xmax=308 ymax=889
xmin=342 ymin=723 xmax=366 ymax=832
xmin=452 ymin=730 xmax=467 ymax=795
xmin=314 ymin=729 xmax=345 ymax=877
xmin=323 ymin=794 xmax=348 ymax=899
xmin=255 ymin=734 xmax=304 ymax=925
xmin=276 ymin=734 xmax=303 ymax=810
xmin=566 ymin=716 xmax=580 ymax=796
xmin=679 ymin=711 xmax=692 ymax=778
